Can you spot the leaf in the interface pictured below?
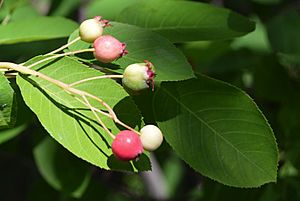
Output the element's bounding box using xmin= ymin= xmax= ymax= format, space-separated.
xmin=0 ymin=74 xmax=15 ymax=128
xmin=278 ymin=53 xmax=300 ymax=67
xmin=9 ymin=4 xmax=40 ymax=21
xmin=181 ymin=41 xmax=231 ymax=73
xmin=86 ymin=0 xmax=140 ymax=20
xmin=0 ymin=16 xmax=78 ymax=45
xmin=267 ymin=10 xmax=300 ymax=61
xmin=17 ymin=56 xmax=148 ymax=171
xmin=153 ymin=76 xmax=278 ymax=187
xmin=254 ymin=56 xmax=293 ymax=102
xmin=50 ymin=0 xmax=81 ymax=16
xmin=0 ymin=124 xmax=26 ymax=144
xmin=104 ymin=22 xmax=195 ymax=82
xmin=34 ymin=136 xmax=91 ymax=198
xmin=0 ymin=2 xmax=39 ymax=22
xmin=70 ymin=22 xmax=195 ymax=82
xmin=231 ymin=17 xmax=271 ymax=53
xmin=88 ymin=0 xmax=255 ymax=42
xmin=86 ymin=0 xmax=188 ymax=21
xmin=0 ymin=0 xmax=28 ymax=21
xmin=67 ymin=29 xmax=91 ymax=52
xmin=163 ymin=155 xmax=184 ymax=197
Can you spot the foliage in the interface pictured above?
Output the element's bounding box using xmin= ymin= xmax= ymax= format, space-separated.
xmin=0 ymin=0 xmax=298 ymax=200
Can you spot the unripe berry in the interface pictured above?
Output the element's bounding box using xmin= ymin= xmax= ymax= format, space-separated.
xmin=112 ymin=130 xmax=143 ymax=161
xmin=93 ymin=35 xmax=128 ymax=63
xmin=140 ymin=125 xmax=163 ymax=151
xmin=122 ymin=60 xmax=156 ymax=92
xmin=79 ymin=16 xmax=109 ymax=43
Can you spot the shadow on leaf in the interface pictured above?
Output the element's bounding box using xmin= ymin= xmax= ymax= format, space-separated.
xmin=22 ymin=75 xmax=110 ymax=157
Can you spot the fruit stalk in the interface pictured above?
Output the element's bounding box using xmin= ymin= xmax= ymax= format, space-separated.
xmin=0 ymin=61 xmax=136 ymax=139
xmin=46 ymin=36 xmax=81 ymax=55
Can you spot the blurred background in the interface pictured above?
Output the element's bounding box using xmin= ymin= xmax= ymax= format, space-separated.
xmin=1 ymin=0 xmax=300 ymax=200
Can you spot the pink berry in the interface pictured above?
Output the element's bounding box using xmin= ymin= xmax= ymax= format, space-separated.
xmin=112 ymin=130 xmax=143 ymax=161
xmin=93 ymin=35 xmax=128 ymax=63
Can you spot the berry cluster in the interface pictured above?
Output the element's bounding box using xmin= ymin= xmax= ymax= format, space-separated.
xmin=79 ymin=16 xmax=155 ymax=92
xmin=79 ymin=17 xmax=163 ymax=161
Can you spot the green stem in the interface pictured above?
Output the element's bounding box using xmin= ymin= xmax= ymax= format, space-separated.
xmin=82 ymin=95 xmax=115 ymax=139
xmin=0 ymin=62 xmax=137 ymax=139
xmin=74 ymin=96 xmax=111 ymax=118
xmin=46 ymin=36 xmax=81 ymax=55
xmin=25 ymin=48 xmax=95 ymax=69
xmin=69 ymin=75 xmax=124 ymax=87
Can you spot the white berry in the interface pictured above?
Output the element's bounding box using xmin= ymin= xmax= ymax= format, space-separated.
xmin=140 ymin=125 xmax=163 ymax=151
xmin=79 ymin=19 xmax=103 ymax=43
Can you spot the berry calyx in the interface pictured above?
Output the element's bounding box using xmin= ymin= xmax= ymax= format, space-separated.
xmin=79 ymin=16 xmax=110 ymax=43
xmin=112 ymin=130 xmax=143 ymax=161
xmin=140 ymin=125 xmax=163 ymax=151
xmin=93 ymin=35 xmax=128 ymax=63
xmin=122 ymin=60 xmax=156 ymax=92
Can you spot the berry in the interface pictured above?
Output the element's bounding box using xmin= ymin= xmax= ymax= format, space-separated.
xmin=122 ymin=60 xmax=156 ymax=92
xmin=140 ymin=125 xmax=163 ymax=151
xmin=112 ymin=130 xmax=143 ymax=161
xmin=79 ymin=16 xmax=109 ymax=43
xmin=93 ymin=35 xmax=128 ymax=63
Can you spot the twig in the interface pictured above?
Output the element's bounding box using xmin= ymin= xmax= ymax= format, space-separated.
xmin=0 ymin=62 xmax=138 ymax=139
xmin=46 ymin=37 xmax=81 ymax=55
xmin=82 ymin=95 xmax=115 ymax=139
xmin=74 ymin=96 xmax=111 ymax=118
xmin=25 ymin=48 xmax=95 ymax=69
xmin=69 ymin=75 xmax=124 ymax=87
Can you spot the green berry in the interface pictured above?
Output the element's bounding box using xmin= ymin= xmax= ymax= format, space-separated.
xmin=122 ymin=61 xmax=155 ymax=92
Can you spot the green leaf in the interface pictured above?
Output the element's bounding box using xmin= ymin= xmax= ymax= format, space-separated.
xmin=0 ymin=16 xmax=78 ymax=45
xmin=34 ymin=136 xmax=91 ymax=198
xmin=278 ymin=53 xmax=300 ymax=67
xmin=86 ymin=0 xmax=140 ymax=20
xmin=88 ymin=0 xmax=255 ymax=42
xmin=17 ymin=56 xmax=148 ymax=171
xmin=71 ymin=22 xmax=195 ymax=82
xmin=0 ymin=74 xmax=15 ymax=128
xmin=0 ymin=0 xmax=28 ymax=21
xmin=153 ymin=76 xmax=278 ymax=187
xmin=254 ymin=56 xmax=293 ymax=102
xmin=50 ymin=0 xmax=81 ymax=16
xmin=67 ymin=29 xmax=91 ymax=52
xmin=104 ymin=22 xmax=195 ymax=82
xmin=0 ymin=2 xmax=39 ymax=22
xmin=9 ymin=4 xmax=40 ymax=21
xmin=86 ymin=0 xmax=188 ymax=20
xmin=267 ymin=10 xmax=300 ymax=62
xmin=231 ymin=17 xmax=271 ymax=53
xmin=0 ymin=124 xmax=26 ymax=144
